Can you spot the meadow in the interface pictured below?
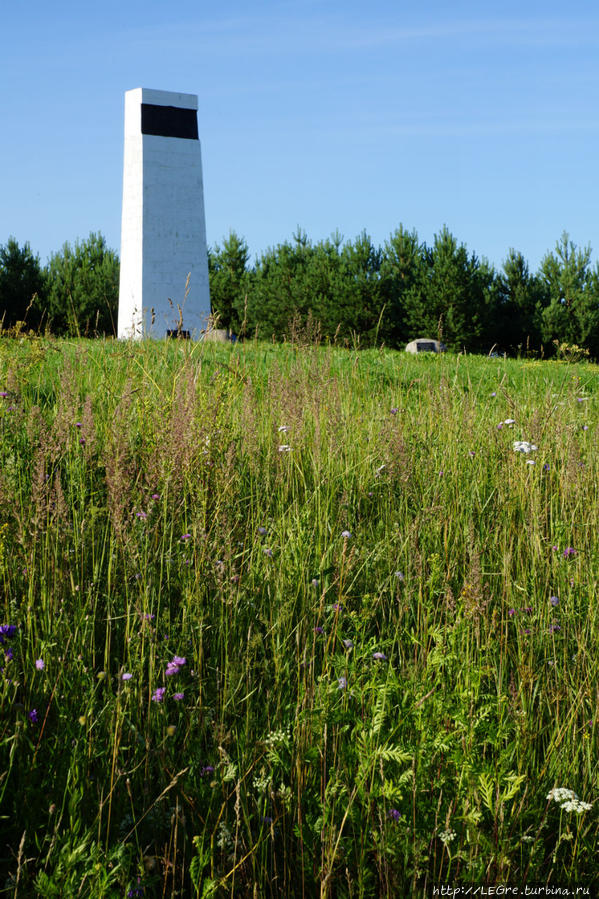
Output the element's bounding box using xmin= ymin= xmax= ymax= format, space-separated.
xmin=0 ymin=333 xmax=597 ymax=897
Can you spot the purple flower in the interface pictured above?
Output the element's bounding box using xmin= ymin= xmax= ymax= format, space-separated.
xmin=342 ymin=639 xmax=354 ymax=650
xmin=508 ymin=609 xmax=516 ymax=616
xmin=388 ymin=808 xmax=400 ymax=822
xmin=257 ymin=526 xmax=267 ymax=535
xmin=136 ymin=511 xmax=147 ymax=520
xmin=0 ymin=624 xmax=17 ymax=644
xmin=311 ymin=578 xmax=319 ymax=587
xmin=173 ymin=692 xmax=184 ymax=701
xmin=172 ymin=656 xmax=187 ymax=667
xmin=35 ymin=659 xmax=44 ymax=670
xmin=332 ymin=603 xmax=343 ymax=613
xmin=122 ymin=672 xmax=133 ymax=681
xmin=341 ymin=530 xmax=352 ymax=539
xmin=563 ymin=547 xmax=577 ymax=558
xmin=550 ymin=596 xmax=559 ymax=607
xmin=263 ymin=547 xmax=273 ymax=557
xmin=314 ymin=626 xmax=324 ymax=635
xmin=549 ymin=624 xmax=561 ymax=633
xmin=5 ymin=647 xmax=13 ymax=661
xmin=469 ymin=451 xmax=475 ymax=457
xmin=75 ymin=422 xmax=82 ymax=428
xmin=373 ymin=652 xmax=387 ymax=661
xmin=390 ymin=408 xmax=398 ymax=415
xmin=200 ymin=765 xmax=214 ymax=776
xmin=0 ymin=392 xmax=7 ymax=398
xmin=337 ymin=676 xmax=347 ymax=690
xmin=151 ymin=493 xmax=160 ymax=500
xmin=524 ymin=606 xmax=533 ymax=614
xmin=152 ymin=687 xmax=166 ymax=703
xmin=166 ymin=663 xmax=180 ymax=677
xmin=28 ymin=709 xmax=39 ymax=723
xmin=491 ymin=392 xmax=496 ymax=397
xmin=180 ymin=534 xmax=191 ymax=541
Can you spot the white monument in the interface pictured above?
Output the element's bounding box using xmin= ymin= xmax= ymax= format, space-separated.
xmin=118 ymin=88 xmax=211 ymax=339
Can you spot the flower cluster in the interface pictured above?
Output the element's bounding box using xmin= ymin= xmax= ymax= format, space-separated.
xmin=165 ymin=655 xmax=187 ymax=677
xmin=513 ymin=441 xmax=537 ymax=454
xmin=546 ymin=787 xmax=593 ymax=813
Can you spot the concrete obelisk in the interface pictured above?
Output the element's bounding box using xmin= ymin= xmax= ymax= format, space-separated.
xmin=118 ymin=88 xmax=211 ymax=339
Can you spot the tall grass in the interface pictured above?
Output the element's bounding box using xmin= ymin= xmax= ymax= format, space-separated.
xmin=0 ymin=334 xmax=597 ymax=897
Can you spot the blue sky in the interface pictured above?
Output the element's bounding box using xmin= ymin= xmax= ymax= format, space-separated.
xmin=2 ymin=0 xmax=599 ymax=272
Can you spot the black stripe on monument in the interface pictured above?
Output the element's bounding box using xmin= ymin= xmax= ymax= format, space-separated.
xmin=141 ymin=104 xmax=199 ymax=139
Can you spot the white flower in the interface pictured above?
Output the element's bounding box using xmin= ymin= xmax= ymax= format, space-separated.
xmin=513 ymin=441 xmax=537 ymax=454
xmin=278 ymin=425 xmax=290 ymax=432
xmin=439 ymin=828 xmax=457 ymax=844
xmin=278 ymin=444 xmax=292 ymax=452
xmin=547 ymin=787 xmax=577 ymax=803
xmin=503 ymin=418 xmax=516 ymax=426
xmin=561 ymin=799 xmax=593 ymax=813
xmin=526 ymin=460 xmax=536 ymax=465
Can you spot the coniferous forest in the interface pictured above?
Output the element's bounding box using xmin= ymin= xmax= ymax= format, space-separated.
xmin=2 ymin=226 xmax=599 ymax=357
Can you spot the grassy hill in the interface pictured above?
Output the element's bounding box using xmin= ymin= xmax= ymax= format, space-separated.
xmin=0 ymin=336 xmax=597 ymax=896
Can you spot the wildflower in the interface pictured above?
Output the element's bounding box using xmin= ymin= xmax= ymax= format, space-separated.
xmin=508 ymin=608 xmax=516 ymax=616
xmin=337 ymin=676 xmax=347 ymax=690
xmin=563 ymin=547 xmax=576 ymax=558
xmin=0 ymin=392 xmax=7 ymax=398
xmin=0 ymin=625 xmax=17 ymax=644
xmin=469 ymin=451 xmax=475 ymax=457
xmin=278 ymin=444 xmax=292 ymax=452
xmin=257 ymin=526 xmax=267 ymax=535
xmin=122 ymin=672 xmax=133 ymax=681
xmin=97 ymin=670 xmax=106 ymax=680
xmin=35 ymin=659 xmax=44 ymax=671
xmin=78 ymin=715 xmax=86 ymax=726
xmin=388 ymin=809 xmax=400 ymax=822
xmin=543 ymin=463 xmax=550 ymax=470
xmin=277 ymin=425 xmax=289 ymax=432
xmin=165 ymin=662 xmax=180 ymax=677
xmin=549 ymin=624 xmax=561 ymax=633
xmin=526 ymin=459 xmax=535 ymax=465
xmin=341 ymin=530 xmax=352 ymax=539
xmin=524 ymin=606 xmax=533 ymax=614
xmin=166 ymin=725 xmax=176 ymax=737
xmin=561 ymin=799 xmax=593 ymax=813
xmin=395 ymin=571 xmax=405 ymax=581
xmin=583 ymin=425 xmax=589 ymax=431
xmin=550 ymin=596 xmax=559 ymax=607
xmin=332 ymin=603 xmax=342 ymax=613
xmin=342 ymin=639 xmax=354 ymax=650
xmin=263 ymin=547 xmax=273 ymax=557
xmin=314 ymin=626 xmax=324 ymax=635
xmin=373 ymin=652 xmax=387 ymax=661
xmin=143 ymin=613 xmax=155 ymax=620
xmin=311 ymin=578 xmax=319 ymax=587
xmin=151 ymin=494 xmax=160 ymax=500
xmin=180 ymin=534 xmax=191 ymax=541
xmin=28 ymin=709 xmax=39 ymax=723
xmin=503 ymin=418 xmax=516 ymax=426
xmin=375 ymin=464 xmax=386 ymax=476
xmin=136 ymin=511 xmax=147 ymax=520
xmin=152 ymin=687 xmax=166 ymax=702
xmin=491 ymin=392 xmax=496 ymax=397
xmin=513 ymin=441 xmax=537 ymax=453
xmin=199 ymin=765 xmax=215 ymax=776
xmin=173 ymin=692 xmax=184 ymax=701
xmin=390 ymin=407 xmax=399 ymax=415
xmin=439 ymin=828 xmax=457 ymax=844
xmin=5 ymin=648 xmax=13 ymax=661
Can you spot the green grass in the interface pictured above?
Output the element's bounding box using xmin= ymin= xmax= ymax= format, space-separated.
xmin=0 ymin=334 xmax=598 ymax=897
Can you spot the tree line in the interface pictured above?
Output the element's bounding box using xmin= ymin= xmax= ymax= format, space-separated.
xmin=2 ymin=227 xmax=599 ymax=357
